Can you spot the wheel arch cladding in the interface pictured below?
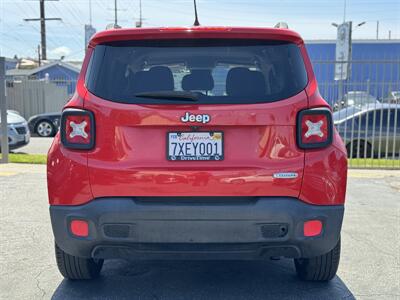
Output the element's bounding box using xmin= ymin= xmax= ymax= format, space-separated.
xmin=299 ymin=137 xmax=347 ymax=205
xmin=47 ymin=134 xmax=93 ymax=205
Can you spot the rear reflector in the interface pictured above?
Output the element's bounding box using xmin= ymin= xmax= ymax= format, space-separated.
xmin=61 ymin=109 xmax=95 ymax=150
xmin=297 ymin=109 xmax=333 ymax=149
xmin=70 ymin=219 xmax=89 ymax=237
xmin=303 ymin=220 xmax=323 ymax=237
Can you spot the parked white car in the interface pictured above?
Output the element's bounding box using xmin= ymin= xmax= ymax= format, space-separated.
xmin=0 ymin=110 xmax=30 ymax=151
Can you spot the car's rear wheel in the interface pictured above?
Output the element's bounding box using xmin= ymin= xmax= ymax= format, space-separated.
xmin=346 ymin=140 xmax=372 ymax=158
xmin=36 ymin=120 xmax=54 ymax=137
xmin=294 ymin=238 xmax=340 ymax=281
xmin=55 ymin=243 xmax=103 ymax=280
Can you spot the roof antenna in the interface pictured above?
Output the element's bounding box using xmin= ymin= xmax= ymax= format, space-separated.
xmin=193 ymin=0 xmax=200 ymax=26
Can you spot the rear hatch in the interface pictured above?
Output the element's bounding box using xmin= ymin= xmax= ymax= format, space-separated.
xmin=84 ymin=38 xmax=308 ymax=198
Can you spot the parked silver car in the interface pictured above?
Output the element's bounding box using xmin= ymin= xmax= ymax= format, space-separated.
xmin=333 ymin=91 xmax=380 ymax=111
xmin=0 ymin=110 xmax=30 ymax=151
xmin=334 ymin=104 xmax=400 ymax=158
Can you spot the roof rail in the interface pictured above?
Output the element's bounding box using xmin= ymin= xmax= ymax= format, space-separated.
xmin=274 ymin=22 xmax=289 ymax=29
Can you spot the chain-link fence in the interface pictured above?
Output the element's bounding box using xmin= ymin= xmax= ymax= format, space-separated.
xmin=312 ymin=58 xmax=400 ymax=169
xmin=5 ymin=57 xmax=400 ymax=169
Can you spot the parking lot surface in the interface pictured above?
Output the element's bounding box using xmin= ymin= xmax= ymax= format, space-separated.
xmin=14 ymin=137 xmax=54 ymax=155
xmin=0 ymin=165 xmax=399 ymax=300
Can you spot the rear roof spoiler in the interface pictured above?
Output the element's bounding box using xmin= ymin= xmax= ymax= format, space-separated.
xmin=89 ymin=27 xmax=303 ymax=48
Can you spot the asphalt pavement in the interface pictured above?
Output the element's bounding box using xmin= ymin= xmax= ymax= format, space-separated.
xmin=0 ymin=165 xmax=399 ymax=300
xmin=13 ymin=137 xmax=54 ymax=155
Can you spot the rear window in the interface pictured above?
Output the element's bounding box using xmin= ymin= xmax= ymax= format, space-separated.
xmin=85 ymin=39 xmax=308 ymax=104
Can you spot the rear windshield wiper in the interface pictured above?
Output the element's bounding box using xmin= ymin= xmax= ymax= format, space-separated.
xmin=135 ymin=91 xmax=199 ymax=101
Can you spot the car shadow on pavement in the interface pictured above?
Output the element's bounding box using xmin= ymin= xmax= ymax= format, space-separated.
xmin=52 ymin=259 xmax=354 ymax=300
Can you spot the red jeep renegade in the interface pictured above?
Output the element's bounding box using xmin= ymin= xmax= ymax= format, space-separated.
xmin=48 ymin=27 xmax=347 ymax=281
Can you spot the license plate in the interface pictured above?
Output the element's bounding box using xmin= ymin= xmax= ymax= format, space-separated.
xmin=167 ymin=132 xmax=224 ymax=161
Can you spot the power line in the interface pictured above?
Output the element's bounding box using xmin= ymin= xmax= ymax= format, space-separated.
xmin=48 ymin=0 xmax=85 ymax=47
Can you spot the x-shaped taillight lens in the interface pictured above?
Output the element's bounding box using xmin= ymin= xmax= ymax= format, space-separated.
xmin=61 ymin=109 xmax=95 ymax=149
xmin=69 ymin=121 xmax=88 ymax=139
xmin=297 ymin=109 xmax=332 ymax=149
xmin=304 ymin=120 xmax=324 ymax=138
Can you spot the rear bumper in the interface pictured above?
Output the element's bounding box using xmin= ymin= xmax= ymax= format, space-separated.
xmin=50 ymin=197 xmax=344 ymax=260
xmin=9 ymin=139 xmax=29 ymax=150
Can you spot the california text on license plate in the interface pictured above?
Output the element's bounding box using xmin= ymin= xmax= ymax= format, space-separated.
xmin=167 ymin=132 xmax=224 ymax=161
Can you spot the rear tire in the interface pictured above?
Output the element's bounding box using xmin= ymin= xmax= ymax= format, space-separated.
xmin=55 ymin=243 xmax=103 ymax=280
xmin=346 ymin=140 xmax=372 ymax=158
xmin=294 ymin=238 xmax=340 ymax=281
xmin=35 ymin=120 xmax=54 ymax=137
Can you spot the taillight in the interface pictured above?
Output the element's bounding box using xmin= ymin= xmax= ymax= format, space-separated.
xmin=297 ymin=108 xmax=333 ymax=149
xmin=60 ymin=109 xmax=95 ymax=149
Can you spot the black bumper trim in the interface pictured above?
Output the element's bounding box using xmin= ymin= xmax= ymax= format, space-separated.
xmin=9 ymin=140 xmax=29 ymax=150
xmin=50 ymin=197 xmax=344 ymax=260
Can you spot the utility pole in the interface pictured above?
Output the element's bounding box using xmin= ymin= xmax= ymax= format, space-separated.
xmin=135 ymin=0 xmax=143 ymax=27
xmin=114 ymin=0 xmax=118 ymax=25
xmin=139 ymin=0 xmax=142 ymax=27
xmin=376 ymin=21 xmax=379 ymax=39
xmin=107 ymin=0 xmax=126 ymax=27
xmin=37 ymin=45 xmax=41 ymax=66
xmin=24 ymin=0 xmax=62 ymax=60
xmin=85 ymin=0 xmax=96 ymax=49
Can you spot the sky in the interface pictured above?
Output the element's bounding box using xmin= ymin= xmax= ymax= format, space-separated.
xmin=0 ymin=0 xmax=399 ymax=61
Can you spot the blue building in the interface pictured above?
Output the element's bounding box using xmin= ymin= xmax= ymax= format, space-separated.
xmin=6 ymin=61 xmax=80 ymax=95
xmin=5 ymin=58 xmax=18 ymax=71
xmin=305 ymin=39 xmax=400 ymax=104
